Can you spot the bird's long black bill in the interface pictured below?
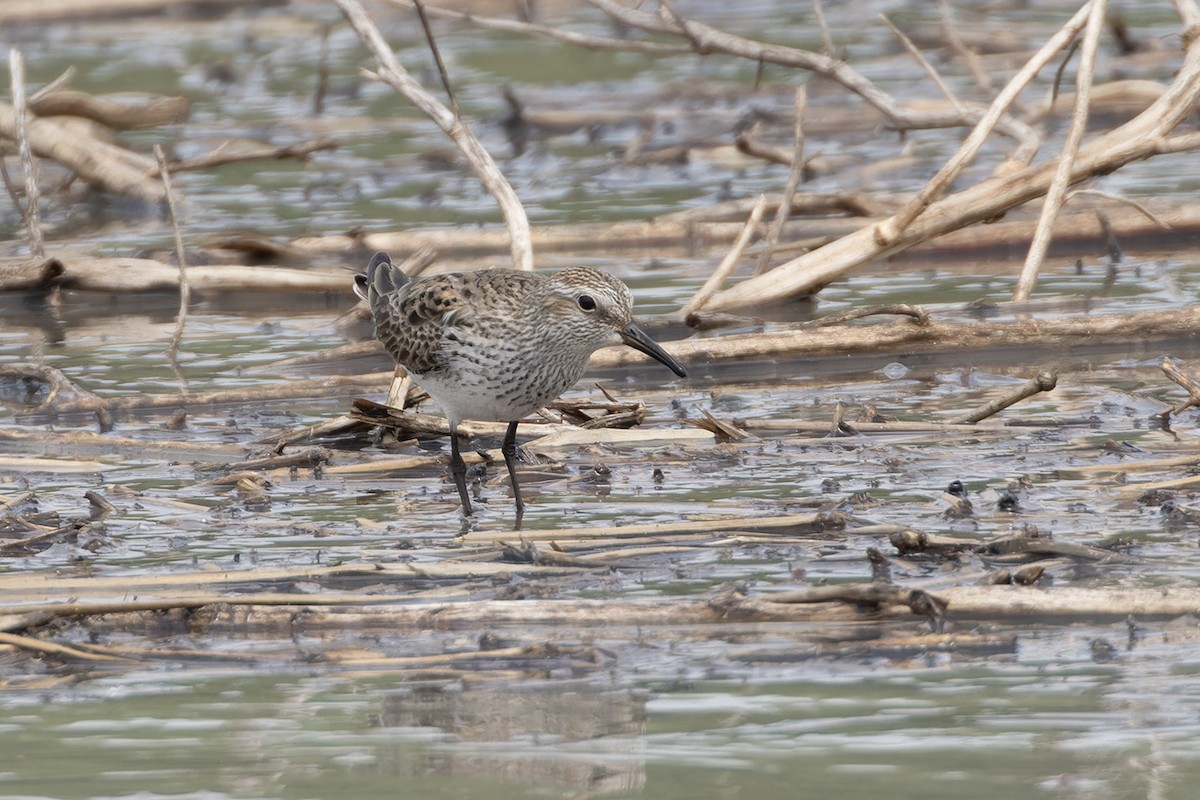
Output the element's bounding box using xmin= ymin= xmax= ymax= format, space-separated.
xmin=620 ymin=323 xmax=687 ymax=378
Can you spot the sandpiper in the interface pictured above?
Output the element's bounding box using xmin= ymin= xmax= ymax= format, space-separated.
xmin=355 ymin=251 xmax=686 ymax=526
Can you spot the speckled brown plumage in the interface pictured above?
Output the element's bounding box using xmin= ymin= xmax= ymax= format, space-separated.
xmin=354 ymin=251 xmax=686 ymax=527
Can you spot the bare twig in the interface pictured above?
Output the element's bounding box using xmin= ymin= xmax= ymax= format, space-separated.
xmin=954 ymin=371 xmax=1058 ymax=424
xmin=158 ymin=138 xmax=338 ymax=175
xmin=1066 ymin=189 xmax=1171 ymax=229
xmin=678 ymin=195 xmax=767 ymax=317
xmin=8 ymin=50 xmax=43 ymax=259
xmin=336 ymin=0 xmax=533 ymax=271
xmin=880 ymin=15 xmax=966 ymax=114
xmin=314 ymin=23 xmax=332 ymax=116
xmin=154 ymin=144 xmax=190 ymax=395
xmin=1013 ymin=0 xmax=1108 ymax=302
xmin=413 ymin=0 xmax=459 ymax=118
xmin=755 ymin=87 xmax=807 ymax=276
xmin=27 ymin=66 xmax=75 ymax=102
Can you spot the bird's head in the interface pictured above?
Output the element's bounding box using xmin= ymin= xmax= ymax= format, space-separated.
xmin=541 ymin=267 xmax=686 ymax=378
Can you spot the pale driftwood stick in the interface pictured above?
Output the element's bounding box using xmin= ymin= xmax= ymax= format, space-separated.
xmin=1157 ymin=357 xmax=1200 ymax=419
xmin=0 ymin=596 xmax=842 ymax=638
xmin=160 ymin=138 xmax=336 ymax=174
xmin=3 ymin=256 xmax=349 ymax=293
xmin=0 ymin=562 xmax=580 ymax=604
xmin=1115 ymin=473 xmax=1200 ymax=498
xmin=154 ymin=145 xmax=190 ymax=395
xmin=935 ymin=585 xmax=1200 ymax=622
xmin=336 ymin=0 xmax=533 ymax=271
xmin=1012 ymin=0 xmax=1108 ymax=302
xmin=30 ymin=89 xmax=189 ymax=130
xmin=8 ymin=50 xmax=43 ymax=259
xmin=462 ymin=512 xmax=836 ymax=543
xmin=754 ymin=87 xmax=807 ymax=276
xmin=677 ymin=195 xmax=767 ymax=317
xmin=385 ymin=0 xmax=691 ymax=54
xmin=880 ymin=15 xmax=966 ymax=115
xmin=876 ymin=2 xmax=1093 ymax=246
xmin=385 ymin=369 xmax=412 ymax=410
xmin=0 ymin=102 xmax=165 ymax=203
xmin=1069 ymin=452 xmax=1200 ymax=475
xmin=954 ymin=371 xmax=1058 ymax=424
xmin=0 ymin=631 xmax=138 ymax=663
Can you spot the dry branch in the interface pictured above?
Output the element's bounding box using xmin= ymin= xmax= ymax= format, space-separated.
xmin=28 ymin=89 xmax=189 ymax=130
xmin=677 ymin=195 xmax=766 ymax=317
xmin=0 ymin=101 xmax=164 ymax=203
xmin=700 ymin=2 xmax=1200 ymax=310
xmin=755 ymin=87 xmax=807 ymax=276
xmin=1013 ymin=0 xmax=1108 ymax=301
xmin=954 ymin=371 xmax=1058 ymax=424
xmin=335 ymin=0 xmax=533 ymax=271
xmin=0 ymin=256 xmax=349 ymax=294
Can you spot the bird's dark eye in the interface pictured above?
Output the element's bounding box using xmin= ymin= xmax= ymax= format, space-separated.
xmin=577 ymin=294 xmax=597 ymax=311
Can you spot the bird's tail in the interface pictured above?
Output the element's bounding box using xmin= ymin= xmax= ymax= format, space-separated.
xmin=353 ymin=251 xmax=409 ymax=306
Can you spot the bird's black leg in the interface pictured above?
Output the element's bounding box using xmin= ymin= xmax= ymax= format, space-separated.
xmin=448 ymin=424 xmax=473 ymax=516
xmin=501 ymin=420 xmax=525 ymax=529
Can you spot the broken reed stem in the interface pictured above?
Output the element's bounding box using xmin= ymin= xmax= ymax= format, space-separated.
xmin=880 ymin=14 xmax=965 ymax=115
xmin=955 ymin=371 xmax=1058 ymax=424
xmin=336 ymin=0 xmax=533 ymax=271
xmin=754 ymin=87 xmax=807 ymax=276
xmin=1157 ymin=357 xmax=1200 ymax=419
xmin=8 ymin=49 xmax=43 ymax=259
xmin=153 ymin=144 xmax=190 ymax=395
xmin=678 ymin=194 xmax=767 ymax=317
xmin=1066 ymin=189 xmax=1171 ymax=229
xmin=413 ymin=0 xmax=460 ymax=118
xmin=875 ymin=1 xmax=1094 ymax=246
xmin=1012 ymin=0 xmax=1107 ymax=302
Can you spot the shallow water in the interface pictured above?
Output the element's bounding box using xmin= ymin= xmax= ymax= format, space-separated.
xmin=5 ymin=1 xmax=1200 ymax=798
